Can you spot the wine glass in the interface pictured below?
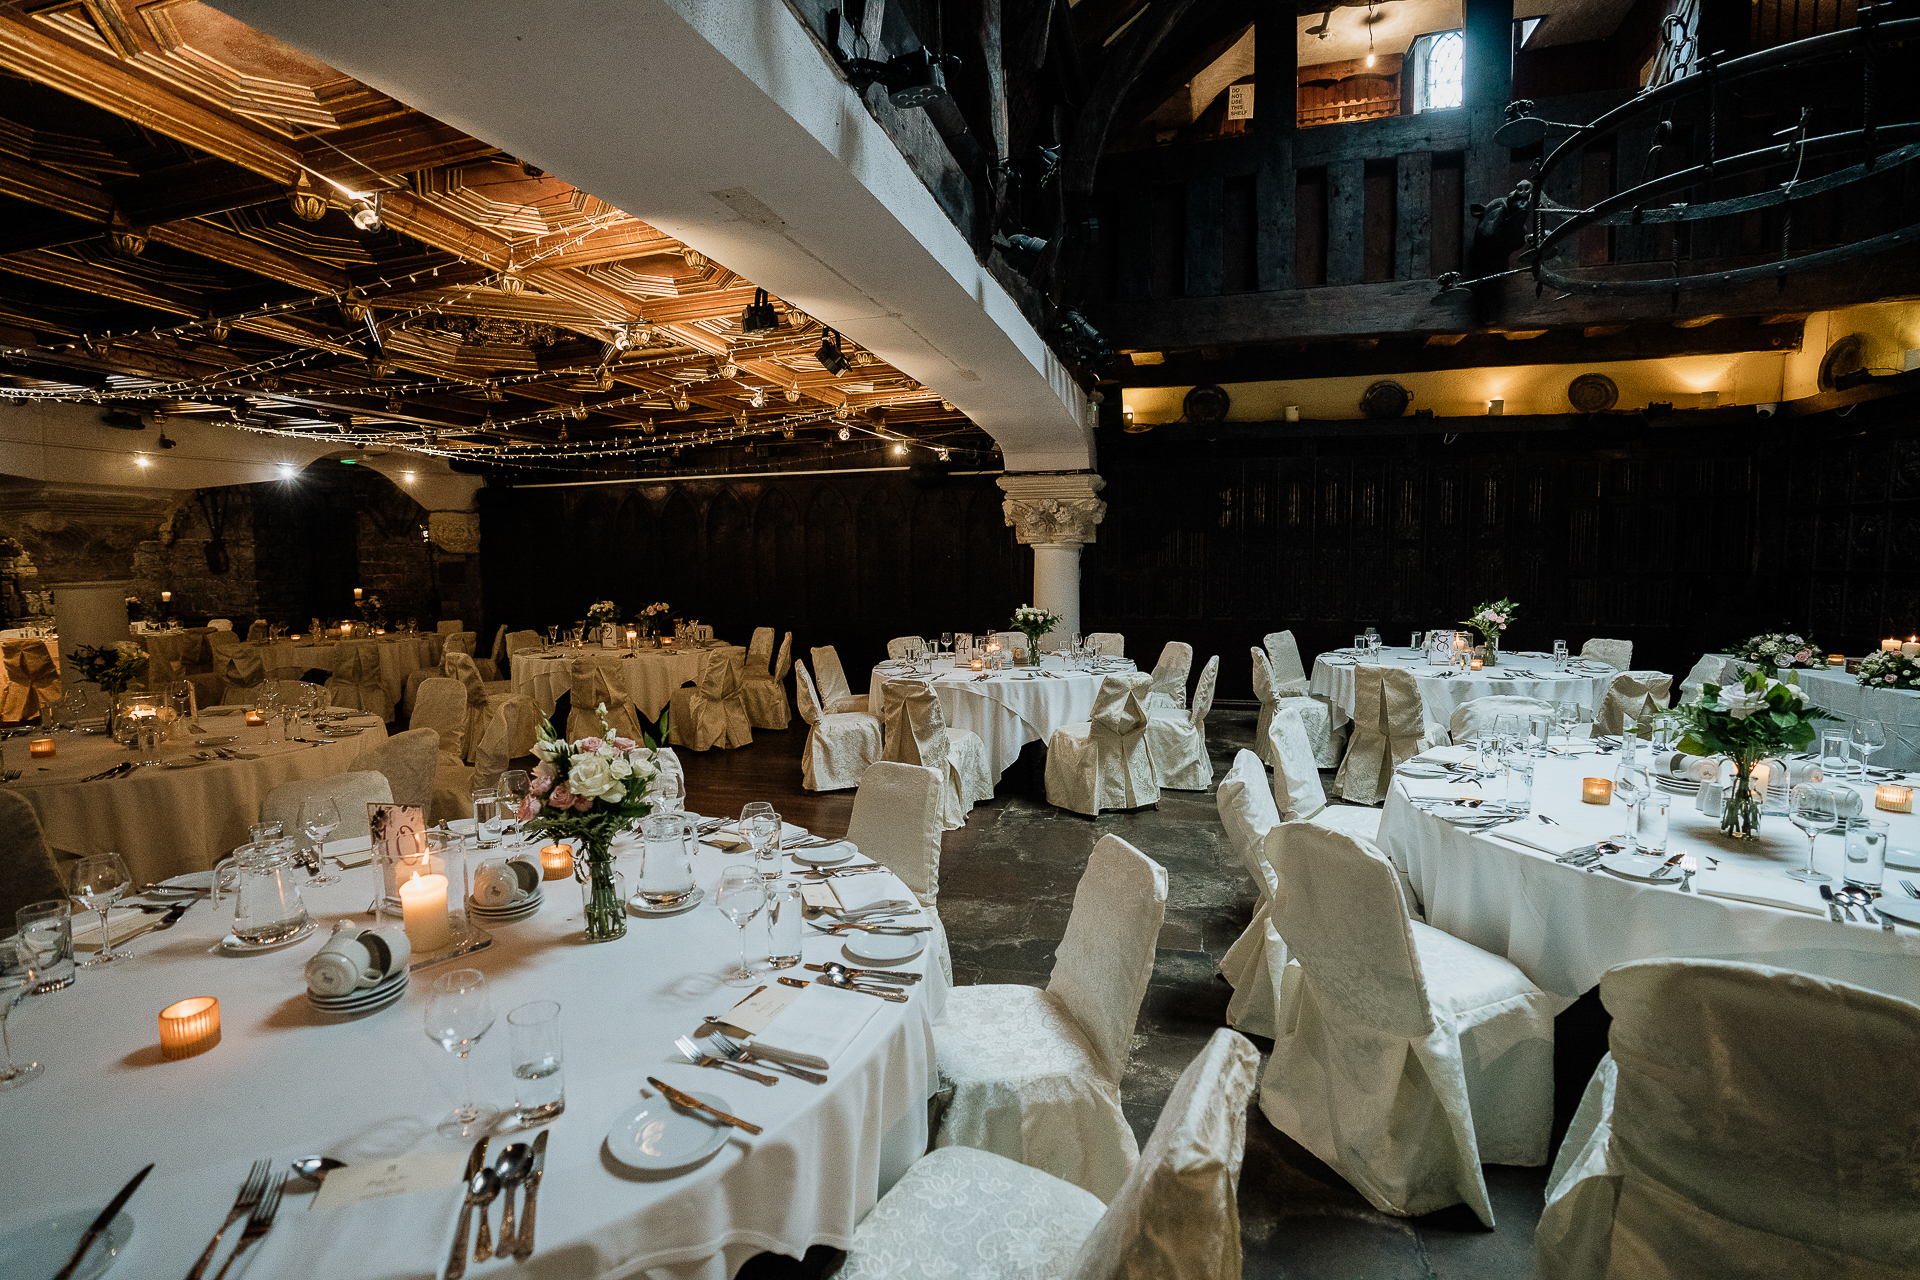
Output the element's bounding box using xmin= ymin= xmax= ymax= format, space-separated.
xmin=744 ymin=810 xmax=782 ymax=880
xmin=298 ymin=795 xmax=341 ymax=884
xmin=424 ymin=968 xmax=496 ymax=1138
xmin=716 ymin=865 xmax=765 ymax=987
xmin=498 ymin=769 xmax=531 ymax=836
xmin=1613 ymin=762 xmax=1651 ymax=853
xmin=1491 ymin=714 xmax=1522 ymax=763
xmin=68 ymin=853 xmax=132 ymax=968
xmin=1851 ymin=719 xmax=1885 ymax=780
xmin=941 ymin=631 xmax=954 ymax=656
xmin=739 ymin=801 xmax=773 ymax=832
xmin=0 ymin=936 xmax=44 ymax=1090
xmin=545 ymin=625 xmax=558 ymax=647
xmin=1788 ymin=784 xmax=1837 ymax=883
xmin=1555 ymin=698 xmax=1582 ymax=744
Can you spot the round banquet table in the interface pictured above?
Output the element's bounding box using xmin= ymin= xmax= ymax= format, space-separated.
xmin=1310 ymin=647 xmax=1616 ymax=731
xmin=514 ymin=645 xmax=744 ymax=721
xmin=253 ymin=633 xmax=445 ymax=705
xmin=8 ymin=709 xmax=387 ymax=886
xmin=0 ymin=829 xmax=943 ymax=1280
xmin=1721 ymin=658 xmax=1920 ymax=772
xmin=866 ymin=653 xmax=1115 ymax=781
xmin=1375 ymin=748 xmax=1920 ymax=1010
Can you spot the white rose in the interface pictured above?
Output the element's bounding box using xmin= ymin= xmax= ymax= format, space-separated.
xmin=566 ymin=754 xmax=619 ymax=801
xmin=626 ymin=753 xmax=658 ymax=782
xmin=1720 ymin=687 xmax=1762 ymax=720
xmin=609 ymin=756 xmax=632 ymax=779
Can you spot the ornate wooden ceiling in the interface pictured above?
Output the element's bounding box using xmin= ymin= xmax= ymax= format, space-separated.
xmin=0 ymin=0 xmax=986 ymax=470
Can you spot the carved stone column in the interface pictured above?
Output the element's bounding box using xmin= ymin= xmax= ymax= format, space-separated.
xmin=998 ymin=473 xmax=1106 ymax=650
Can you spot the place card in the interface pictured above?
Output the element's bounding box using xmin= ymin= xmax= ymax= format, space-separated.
xmin=713 ymin=981 xmax=802 ymax=1036
xmin=312 ymin=1150 xmax=470 ymax=1210
xmin=799 ymin=882 xmax=840 ymax=913
xmin=330 ymin=842 xmax=374 ymax=869
xmin=700 ymin=831 xmax=752 ymax=852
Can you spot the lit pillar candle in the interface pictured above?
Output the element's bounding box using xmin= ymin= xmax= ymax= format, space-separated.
xmin=158 ymin=996 xmax=221 ymax=1060
xmin=971 ymin=657 xmax=985 ymax=672
xmin=1469 ymin=657 xmax=1484 ymax=671
xmin=399 ymin=872 xmax=451 ymax=951
xmin=354 ymin=587 xmax=363 ymax=601
xmin=1882 ymin=638 xmax=1901 ymax=652
xmin=244 ymin=709 xmax=267 ymax=726
xmin=1829 ymin=654 xmax=1846 ymax=667
xmin=1904 ymin=637 xmax=1920 ymax=659
xmin=539 ymin=843 xmax=574 ymax=880
xmin=1582 ymin=777 xmax=1613 ymax=804
xmin=160 ymin=591 xmax=171 ymax=604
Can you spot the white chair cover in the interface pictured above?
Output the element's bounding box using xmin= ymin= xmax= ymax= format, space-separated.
xmin=1262 ymin=630 xmax=1313 ymax=696
xmin=794 ymin=661 xmax=880 ymax=791
xmin=1264 ymin=704 xmax=1383 ymax=839
xmin=472 ymin=695 xmax=540 ymax=784
xmin=410 ymin=678 xmax=470 ymax=763
xmin=846 ymin=760 xmax=952 ymax=983
xmin=219 ymin=641 xmax=267 ymax=705
xmin=487 ymin=624 xmax=508 ymax=667
xmin=1085 ymin=632 xmax=1124 ymax=657
xmin=879 ymin=678 xmax=993 ymax=828
xmin=1146 ymin=641 xmax=1193 ymax=710
xmin=1214 ymin=751 xmax=1285 ymax=1037
xmin=744 ymin=627 xmax=775 ymax=678
xmin=246 ymin=620 xmax=269 ymax=642
xmin=501 ymin=629 xmax=543 ymax=675
xmin=1333 ymin=665 xmax=1444 ymax=805
xmin=669 ymin=648 xmax=753 ymax=751
xmin=809 ymin=644 xmax=869 ymax=713
xmin=741 ymin=630 xmax=792 ymax=730
xmin=1581 ymin=638 xmax=1633 ymax=671
xmin=1 ymin=638 xmax=61 ymax=722
xmin=1144 ymin=654 xmax=1217 ymax=791
xmin=1677 ymin=653 xmax=1735 ymax=705
xmin=563 ymin=657 xmax=644 ymax=745
xmin=323 ymin=640 xmax=394 ymax=721
xmin=354 ymin=727 xmax=440 ymax=817
xmin=933 ymin=835 xmax=1168 ymax=1202
xmin=1536 ymin=959 xmax=1920 ymax=1280
xmin=1594 ymin=670 xmax=1673 ymax=736
xmin=261 ymin=771 xmax=392 ymax=841
xmin=207 ymin=619 xmax=233 ymax=631
xmin=885 ymin=636 xmax=921 ymax=659
xmin=843 ymin=1026 xmax=1259 ymax=1280
xmin=1258 ymin=823 xmax=1556 ymax=1227
xmin=1449 ymin=694 xmax=1556 ymax=743
xmin=443 ymin=630 xmax=477 ymax=658
xmin=1044 ymin=671 xmax=1158 ymax=816
xmin=0 ymin=790 xmax=67 ymax=926
xmin=1250 ymin=646 xmax=1281 ymax=767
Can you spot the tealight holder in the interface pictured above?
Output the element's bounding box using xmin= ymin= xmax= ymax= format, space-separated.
xmin=1829 ymin=654 xmax=1846 ymax=667
xmin=159 ymin=996 xmax=221 ymax=1060
xmin=1876 ymin=783 xmax=1913 ymax=814
xmin=1582 ymin=777 xmax=1613 ymax=805
xmin=539 ymin=842 xmax=575 ymax=880
xmin=29 ymin=738 xmax=54 ymax=758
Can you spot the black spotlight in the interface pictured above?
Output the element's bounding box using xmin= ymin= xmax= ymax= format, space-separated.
xmin=1055 ymin=309 xmax=1112 ymax=363
xmin=993 ymin=233 xmax=1048 ymax=273
xmin=844 ymin=49 xmax=959 ymax=109
xmin=738 ymin=288 xmax=782 ymax=337
xmin=816 ymin=329 xmax=851 ymax=377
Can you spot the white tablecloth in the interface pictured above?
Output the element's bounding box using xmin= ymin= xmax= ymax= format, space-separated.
xmin=867 ymin=655 xmax=1107 ymax=781
xmin=0 ymin=828 xmax=944 ymax=1280
xmin=1376 ymin=753 xmax=1920 ymax=1008
xmin=1311 ymin=648 xmax=1616 ymax=730
xmin=9 ymin=711 xmax=388 ymax=884
xmin=514 ymin=646 xmax=744 ymax=721
xmin=257 ymin=634 xmax=445 ymax=704
xmin=1723 ymin=660 xmax=1920 ymax=772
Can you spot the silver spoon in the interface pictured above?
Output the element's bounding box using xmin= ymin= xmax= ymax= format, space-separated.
xmin=289 ymin=1156 xmax=345 ymax=1211
xmin=820 ymin=961 xmax=914 ymax=987
xmin=493 ymin=1143 xmax=533 ymax=1253
xmin=814 ymin=968 xmax=907 ymax=1002
xmin=469 ymin=1166 xmax=502 ymax=1261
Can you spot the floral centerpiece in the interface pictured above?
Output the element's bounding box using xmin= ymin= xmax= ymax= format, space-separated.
xmin=354 ymin=592 xmax=383 ymax=624
xmin=123 ymin=594 xmax=144 ymax=623
xmin=635 ymin=600 xmax=669 ymax=639
xmin=1665 ymin=668 xmax=1831 ymax=838
xmin=1460 ymin=598 xmax=1518 ymax=665
xmin=68 ymin=641 xmax=147 ymax=695
xmin=586 ymin=600 xmax=620 ymax=625
xmin=1857 ymin=650 xmax=1920 ymax=691
xmin=523 ymin=707 xmax=665 ymax=942
xmin=1010 ymin=603 xmax=1063 ymax=663
xmin=1733 ymin=632 xmax=1821 ymax=670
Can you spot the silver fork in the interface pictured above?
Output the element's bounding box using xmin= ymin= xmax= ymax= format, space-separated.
xmin=673 ymin=1034 xmax=777 ymax=1085
xmin=706 ymin=1032 xmax=828 ymax=1084
xmin=210 ymin=1175 xmax=284 ymax=1280
xmin=186 ymin=1159 xmax=271 ymax=1280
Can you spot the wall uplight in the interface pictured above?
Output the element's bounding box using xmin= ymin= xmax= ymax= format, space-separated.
xmin=1487 ymin=398 xmax=1505 ymax=416
xmin=400 ymin=472 xmax=415 ymax=483
xmin=133 ymin=455 xmax=151 ymax=467
xmin=278 ymin=464 xmax=297 ymax=479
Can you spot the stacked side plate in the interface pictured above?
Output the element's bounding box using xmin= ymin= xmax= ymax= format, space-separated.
xmin=308 ymin=969 xmax=409 ymax=1016
xmin=468 ymin=887 xmax=543 ymax=924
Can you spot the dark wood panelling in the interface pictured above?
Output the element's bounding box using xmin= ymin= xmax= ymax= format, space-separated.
xmin=479 ymin=472 xmax=1026 ymax=679
xmin=1084 ymin=394 xmax=1920 ymax=701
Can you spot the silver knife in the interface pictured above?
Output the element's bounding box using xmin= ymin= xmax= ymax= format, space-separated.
xmin=511 ymin=1129 xmax=548 ymax=1260
xmin=443 ymin=1135 xmax=490 ymax=1280
xmin=53 ymin=1163 xmax=152 ymax=1280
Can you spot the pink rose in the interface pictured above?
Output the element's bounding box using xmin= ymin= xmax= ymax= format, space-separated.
xmin=1886 ymin=675 xmax=1897 ymax=684
xmin=1793 ymin=649 xmax=1811 ymax=664
xmin=577 ymin=736 xmax=605 ymax=754
xmin=550 ymin=784 xmax=574 ymax=808
xmin=531 ymin=774 xmax=553 ymax=796
xmin=573 ymin=795 xmax=593 ymax=812
xmin=611 ymin=737 xmax=637 ymax=751
xmin=517 ymin=796 xmax=536 ymax=820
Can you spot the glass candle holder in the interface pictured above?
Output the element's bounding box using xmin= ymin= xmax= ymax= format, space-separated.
xmin=539 ymin=843 xmax=575 ymax=880
xmin=1582 ymin=777 xmax=1613 ymax=805
xmin=28 ymin=739 xmax=54 ymax=758
xmin=1875 ymin=783 xmax=1913 ymax=814
xmin=159 ymin=996 xmax=221 ymax=1060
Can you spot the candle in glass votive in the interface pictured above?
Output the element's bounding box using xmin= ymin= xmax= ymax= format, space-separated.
xmin=1469 ymin=658 xmax=1484 ymax=671
xmin=539 ymin=843 xmax=574 ymax=880
xmin=158 ymin=996 xmax=221 ymax=1060
xmin=971 ymin=658 xmax=985 ymax=671
xmin=353 ymin=587 xmax=363 ymax=601
xmin=1904 ymin=637 xmax=1920 ymax=659
xmin=399 ymin=872 xmax=450 ymax=951
xmin=244 ymin=710 xmax=267 ymax=726
xmin=1582 ymin=777 xmax=1613 ymax=804
xmin=1876 ymin=783 xmax=1913 ymax=814
xmin=28 ymin=738 xmax=54 ymax=758
xmin=160 ymin=591 xmax=171 ymax=604
xmin=1829 ymin=654 xmax=1846 ymax=667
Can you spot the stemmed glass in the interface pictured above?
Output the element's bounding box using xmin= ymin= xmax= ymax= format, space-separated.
xmin=1555 ymin=699 xmax=1582 ymax=744
xmin=498 ymin=769 xmax=531 ymax=837
xmin=739 ymin=801 xmax=773 ymax=833
xmin=716 ymin=865 xmax=765 ymax=987
xmin=744 ymin=810 xmax=782 ymax=880
xmin=69 ymin=853 xmax=132 ymax=968
xmin=0 ymin=935 xmax=45 ymax=1090
xmin=1613 ymin=762 xmax=1651 ymax=854
xmin=941 ymin=632 xmax=954 ymax=657
xmin=424 ymin=968 xmax=496 ymax=1138
xmin=298 ymin=795 xmax=341 ymax=884
xmin=1788 ymin=784 xmax=1837 ymax=883
xmin=546 ymin=625 xmax=558 ymax=648
xmin=1851 ymin=719 xmax=1886 ymax=779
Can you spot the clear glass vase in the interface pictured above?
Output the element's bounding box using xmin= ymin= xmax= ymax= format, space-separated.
xmin=576 ymin=837 xmax=627 ymax=942
xmin=1722 ymin=758 xmax=1763 ymax=839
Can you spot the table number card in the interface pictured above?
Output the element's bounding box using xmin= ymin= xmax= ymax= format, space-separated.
xmin=369 ymin=803 xmax=427 ymax=901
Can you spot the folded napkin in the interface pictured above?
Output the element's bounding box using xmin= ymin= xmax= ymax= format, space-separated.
xmin=831 ymin=874 xmax=914 ymax=916
xmin=1399 ymin=778 xmax=1483 ymax=801
xmin=201 ymin=706 xmax=246 ymax=717
xmin=71 ymin=907 xmax=163 ymax=952
xmin=1663 ymin=752 xmax=1720 ymax=782
xmin=1415 ymin=746 xmax=1475 ymax=765
xmin=1691 ymin=868 xmax=1825 ymax=915
xmin=330 ymin=844 xmax=374 ymax=869
xmin=749 ymin=983 xmax=880 ymax=1070
xmin=1493 ymin=825 xmax=1599 ymax=859
xmin=700 ymin=830 xmax=753 ymax=852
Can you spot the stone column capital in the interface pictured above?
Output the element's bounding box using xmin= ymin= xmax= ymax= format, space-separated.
xmin=997 ymin=472 xmax=1106 ymax=546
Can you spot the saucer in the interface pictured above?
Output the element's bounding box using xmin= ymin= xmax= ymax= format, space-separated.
xmin=308 ymin=972 xmax=409 ymax=1015
xmin=842 ymin=931 xmax=925 ymax=964
xmin=468 ymin=890 xmax=543 ymax=923
xmin=627 ymin=886 xmax=705 ymax=916
xmin=605 ymin=1086 xmax=732 ymax=1172
xmin=221 ymin=919 xmax=316 ymax=953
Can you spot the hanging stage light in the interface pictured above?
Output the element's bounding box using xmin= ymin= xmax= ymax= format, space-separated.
xmin=816 ymin=329 xmax=851 ymax=377
xmin=737 ymin=288 xmax=782 ymax=336
xmin=349 ymin=194 xmax=383 ymax=232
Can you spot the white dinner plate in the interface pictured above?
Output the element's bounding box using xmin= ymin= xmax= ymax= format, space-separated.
xmin=1873 ymin=894 xmax=1920 ymax=929
xmin=842 ymin=931 xmax=925 ymax=964
xmin=193 ymin=736 xmax=236 ymax=747
xmin=154 ymin=872 xmax=213 ymax=894
xmin=220 ymin=919 xmax=316 ymax=953
xmin=1596 ymin=853 xmax=1682 ymax=883
xmin=1396 ymin=763 xmax=1452 ymax=779
xmin=0 ymin=1207 xmax=132 ymax=1280
xmin=789 ymin=842 xmax=855 ymax=866
xmin=467 ymin=892 xmax=543 ymax=923
xmin=605 ymin=1087 xmax=734 ymax=1172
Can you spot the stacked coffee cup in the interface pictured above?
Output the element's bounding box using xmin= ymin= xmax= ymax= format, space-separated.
xmin=305 ymin=924 xmax=411 ymax=1015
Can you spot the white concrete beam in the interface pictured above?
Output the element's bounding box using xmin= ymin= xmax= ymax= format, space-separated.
xmin=211 ymin=0 xmax=1093 ymax=471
